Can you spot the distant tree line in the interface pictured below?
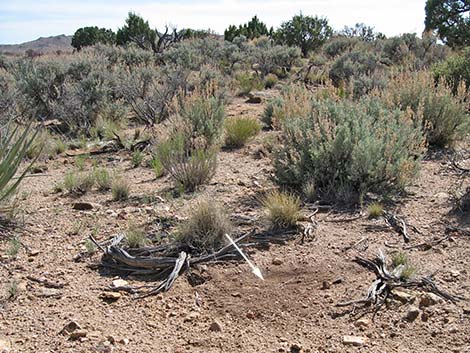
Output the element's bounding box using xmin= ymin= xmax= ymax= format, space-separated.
xmin=72 ymin=1 xmax=469 ymax=55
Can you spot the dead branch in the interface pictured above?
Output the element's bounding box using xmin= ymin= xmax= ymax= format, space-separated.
xmin=337 ymin=251 xmax=462 ymax=320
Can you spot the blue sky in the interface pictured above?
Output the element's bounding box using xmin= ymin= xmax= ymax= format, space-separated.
xmin=0 ymin=0 xmax=427 ymax=44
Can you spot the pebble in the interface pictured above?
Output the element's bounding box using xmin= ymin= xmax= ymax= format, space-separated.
xmin=419 ymin=293 xmax=443 ymax=307
xmin=111 ymin=279 xmax=128 ymax=288
xmin=354 ymin=317 xmax=371 ymax=328
xmin=404 ymin=306 xmax=420 ymax=322
xmin=99 ymin=292 xmax=121 ymax=301
xmin=209 ymin=319 xmax=223 ymax=332
xmin=272 ymin=258 xmax=283 ymax=265
xmin=342 ymin=335 xmax=368 ymax=346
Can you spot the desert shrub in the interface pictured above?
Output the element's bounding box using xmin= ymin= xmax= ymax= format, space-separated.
xmin=63 ymin=171 xmax=95 ymax=195
xmin=6 ymin=237 xmax=21 ymax=257
xmin=111 ymin=175 xmax=130 ymax=201
xmin=433 ymin=47 xmax=470 ymax=92
xmin=117 ymin=65 xmax=187 ymax=126
xmin=329 ymin=50 xmax=386 ymax=97
xmin=384 ymin=71 xmax=469 ymax=147
xmin=157 ymin=135 xmax=217 ymax=192
xmin=302 ymin=180 xmax=317 ymax=203
xmin=176 ymin=199 xmax=232 ymax=253
xmin=0 ymin=69 xmax=17 ymax=124
xmin=267 ymin=84 xmax=312 ymax=129
xmin=131 ymin=150 xmax=144 ymax=168
xmin=176 ymin=88 xmax=226 ymax=148
xmin=273 ymin=96 xmax=426 ymax=203
xmin=367 ymin=202 xmax=384 ymax=218
xmin=93 ymin=167 xmax=111 ymax=191
xmin=262 ymin=191 xmax=300 ymax=230
xmin=262 ymin=97 xmax=283 ymax=129
xmin=264 ymin=73 xmax=278 ymax=89
xmin=323 ymin=36 xmax=359 ymax=58
xmin=224 ymin=117 xmax=261 ymax=148
xmin=235 ymin=71 xmax=263 ymax=95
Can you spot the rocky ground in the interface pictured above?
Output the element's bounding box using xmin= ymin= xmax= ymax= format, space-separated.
xmin=0 ymin=94 xmax=469 ymax=353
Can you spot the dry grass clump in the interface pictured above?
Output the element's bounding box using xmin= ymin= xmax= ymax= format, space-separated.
xmin=63 ymin=171 xmax=95 ymax=195
xmin=93 ymin=167 xmax=112 ymax=191
xmin=131 ymin=150 xmax=144 ymax=168
xmin=262 ymin=191 xmax=300 ymax=230
xmin=125 ymin=224 xmax=147 ymax=248
xmin=224 ymin=117 xmax=261 ymax=148
xmin=269 ymin=84 xmax=312 ymax=129
xmin=176 ymin=199 xmax=232 ymax=253
xmin=111 ymin=175 xmax=130 ymax=201
xmin=367 ymin=202 xmax=384 ymax=219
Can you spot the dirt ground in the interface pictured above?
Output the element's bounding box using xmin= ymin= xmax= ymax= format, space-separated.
xmin=1 ymin=94 xmax=469 ymax=353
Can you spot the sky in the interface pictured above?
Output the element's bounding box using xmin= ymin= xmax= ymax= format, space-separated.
xmin=0 ymin=0 xmax=427 ymax=44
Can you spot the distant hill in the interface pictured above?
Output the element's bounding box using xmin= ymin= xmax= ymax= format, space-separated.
xmin=0 ymin=35 xmax=73 ymax=55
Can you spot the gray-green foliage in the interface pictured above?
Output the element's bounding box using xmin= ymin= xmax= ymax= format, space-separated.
xmin=274 ymin=96 xmax=426 ymax=202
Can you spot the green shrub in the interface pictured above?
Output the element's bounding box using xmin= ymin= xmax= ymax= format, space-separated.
xmin=302 ymin=180 xmax=317 ymax=203
xmin=158 ymin=135 xmax=217 ymax=192
xmin=433 ymin=47 xmax=470 ymax=92
xmin=384 ymin=71 xmax=469 ymax=148
xmin=131 ymin=150 xmax=144 ymax=168
xmin=111 ymin=175 xmax=130 ymax=201
xmin=6 ymin=237 xmax=21 ymax=257
xmin=274 ymin=96 xmax=426 ymax=203
xmin=262 ymin=191 xmax=300 ymax=230
xmin=93 ymin=167 xmax=111 ymax=191
xmin=235 ymin=71 xmax=263 ymax=95
xmin=224 ymin=117 xmax=261 ymax=148
xmin=323 ymin=36 xmax=358 ymax=58
xmin=176 ymin=199 xmax=232 ymax=252
xmin=264 ymin=73 xmax=279 ymax=89
xmin=150 ymin=155 xmax=164 ymax=178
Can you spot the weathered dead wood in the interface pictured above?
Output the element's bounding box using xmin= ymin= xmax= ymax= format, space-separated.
xmin=337 ymin=251 xmax=463 ymax=320
xmin=383 ymin=212 xmax=421 ymax=243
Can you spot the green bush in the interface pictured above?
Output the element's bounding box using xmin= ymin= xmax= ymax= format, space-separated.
xmin=323 ymin=36 xmax=359 ymax=58
xmin=111 ymin=175 xmax=130 ymax=201
xmin=63 ymin=171 xmax=95 ymax=195
xmin=157 ymin=134 xmax=217 ymax=192
xmin=274 ymin=96 xmax=426 ymax=203
xmin=131 ymin=150 xmax=144 ymax=168
xmin=224 ymin=117 xmax=261 ymax=148
xmin=264 ymin=73 xmax=279 ymax=89
xmin=150 ymin=155 xmax=164 ymax=178
xmin=93 ymin=167 xmax=111 ymax=191
xmin=384 ymin=71 xmax=469 ymax=148
xmin=235 ymin=71 xmax=263 ymax=96
xmin=176 ymin=199 xmax=232 ymax=253
xmin=433 ymin=47 xmax=470 ymax=92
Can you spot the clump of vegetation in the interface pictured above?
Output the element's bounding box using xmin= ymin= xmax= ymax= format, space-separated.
xmin=84 ymin=239 xmax=97 ymax=255
xmin=262 ymin=191 xmax=300 ymax=230
xmin=4 ymin=279 xmax=19 ymax=300
xmin=302 ymin=180 xmax=317 ymax=203
xmin=75 ymin=155 xmax=88 ymax=171
xmin=150 ymin=155 xmax=164 ymax=178
xmin=131 ymin=150 xmax=144 ymax=168
xmin=6 ymin=237 xmax=21 ymax=257
xmin=63 ymin=171 xmax=95 ymax=195
xmin=235 ymin=72 xmax=263 ymax=96
xmin=267 ymin=85 xmax=311 ymax=129
xmin=391 ymin=252 xmax=416 ymax=280
xmin=367 ymin=202 xmax=384 ymax=219
xmin=224 ymin=117 xmax=261 ymax=148
xmin=125 ymin=224 xmax=147 ymax=248
xmin=264 ymin=73 xmax=278 ymax=89
xmin=111 ymin=175 xmax=130 ymax=201
xmin=274 ymin=96 xmax=426 ymax=203
xmin=433 ymin=47 xmax=470 ymax=92
xmin=93 ymin=167 xmax=112 ymax=191
xmin=176 ymin=199 xmax=232 ymax=252
xmin=383 ymin=71 xmax=469 ymax=148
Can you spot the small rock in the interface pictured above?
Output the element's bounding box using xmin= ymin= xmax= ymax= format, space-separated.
xmin=72 ymin=202 xmax=95 ymax=211
xmin=419 ymin=293 xmax=443 ymax=307
xmin=111 ymin=279 xmax=128 ymax=288
xmin=184 ymin=312 xmax=200 ymax=322
xmin=272 ymin=258 xmax=283 ymax=266
xmin=99 ymin=292 xmax=121 ymax=301
xmin=321 ymin=281 xmax=330 ymax=290
xmin=448 ymin=326 xmax=458 ymax=334
xmin=209 ymin=319 xmax=223 ymax=332
xmin=462 ymin=306 xmax=470 ymax=315
xmin=450 ymin=270 xmax=460 ymax=278
xmin=119 ymin=338 xmax=130 ymax=345
xmin=392 ymin=289 xmax=415 ymax=303
xmin=245 ymin=96 xmax=262 ymax=104
xmin=69 ymin=330 xmax=87 ymax=340
xmin=28 ymin=250 xmax=40 ymax=257
xmin=404 ymin=306 xmax=420 ymax=322
xmin=60 ymin=321 xmax=81 ymax=336
xmin=332 ymin=277 xmax=343 ymax=285
xmin=37 ymin=287 xmax=62 ymax=298
xmin=231 ymin=292 xmax=241 ymax=298
xmin=342 ymin=335 xmax=368 ymax=346
xmin=290 ymin=343 xmax=302 ymax=353
xmin=354 ymin=317 xmax=371 ymax=328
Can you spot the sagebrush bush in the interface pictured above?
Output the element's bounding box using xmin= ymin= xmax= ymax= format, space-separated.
xmin=274 ymin=96 xmax=426 ymax=202
xmin=176 ymin=199 xmax=232 ymax=252
xmin=323 ymin=36 xmax=358 ymax=58
xmin=433 ymin=47 xmax=470 ymax=92
xmin=157 ymin=134 xmax=217 ymax=192
xmin=264 ymin=73 xmax=278 ymax=89
xmin=235 ymin=71 xmax=263 ymax=96
xmin=111 ymin=175 xmax=130 ymax=201
xmin=267 ymin=85 xmax=312 ymax=129
xmin=262 ymin=191 xmax=300 ymax=230
xmin=383 ymin=71 xmax=469 ymax=148
xmin=224 ymin=117 xmax=261 ymax=148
